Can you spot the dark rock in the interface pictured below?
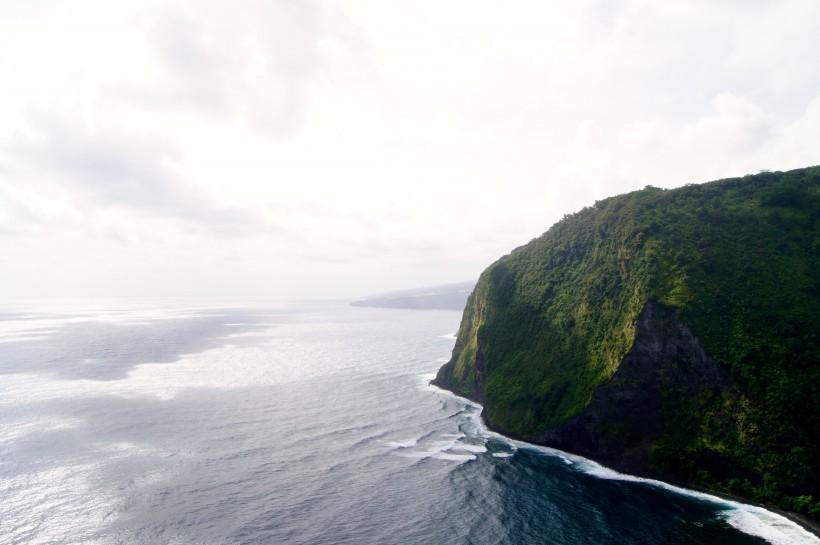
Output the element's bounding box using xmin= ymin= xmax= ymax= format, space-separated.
xmin=520 ymin=300 xmax=729 ymax=478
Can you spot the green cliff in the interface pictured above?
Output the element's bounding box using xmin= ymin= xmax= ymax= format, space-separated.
xmin=434 ymin=166 xmax=820 ymax=518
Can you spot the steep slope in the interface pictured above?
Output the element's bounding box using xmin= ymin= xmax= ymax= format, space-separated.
xmin=434 ymin=166 xmax=820 ymax=519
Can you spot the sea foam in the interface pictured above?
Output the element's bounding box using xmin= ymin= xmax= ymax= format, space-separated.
xmin=427 ymin=376 xmax=819 ymax=545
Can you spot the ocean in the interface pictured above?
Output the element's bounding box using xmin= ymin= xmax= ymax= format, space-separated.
xmin=0 ymin=303 xmax=816 ymax=545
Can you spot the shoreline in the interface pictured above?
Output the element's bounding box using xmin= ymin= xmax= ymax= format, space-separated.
xmin=684 ymin=484 xmax=820 ymax=539
xmin=427 ymin=378 xmax=820 ymax=542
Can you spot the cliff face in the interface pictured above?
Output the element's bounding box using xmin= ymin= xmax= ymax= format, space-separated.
xmin=433 ymin=166 xmax=820 ymax=519
xmin=529 ymin=300 xmax=728 ymax=478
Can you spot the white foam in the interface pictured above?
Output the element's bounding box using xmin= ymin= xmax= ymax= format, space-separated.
xmin=455 ymin=443 xmax=487 ymax=454
xmin=439 ymin=332 xmax=457 ymax=340
xmin=492 ymin=452 xmax=514 ymax=458
xmin=393 ymin=432 xmax=482 ymax=464
xmin=720 ymin=507 xmax=818 ymax=545
xmin=431 ymin=452 xmax=476 ymax=462
xmin=565 ymin=457 xmax=819 ymax=545
xmin=398 ymin=450 xmax=476 ymax=463
xmin=428 ymin=381 xmax=819 ymax=545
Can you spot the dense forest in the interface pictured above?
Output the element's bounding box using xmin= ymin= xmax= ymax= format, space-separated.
xmin=435 ymin=166 xmax=820 ymax=519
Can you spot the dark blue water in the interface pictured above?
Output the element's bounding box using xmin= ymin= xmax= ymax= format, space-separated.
xmin=0 ymin=304 xmax=814 ymax=545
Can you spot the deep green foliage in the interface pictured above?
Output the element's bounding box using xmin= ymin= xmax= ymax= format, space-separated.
xmin=445 ymin=166 xmax=820 ymax=517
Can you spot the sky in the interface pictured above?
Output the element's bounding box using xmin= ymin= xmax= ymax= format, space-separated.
xmin=1 ymin=0 xmax=819 ymax=303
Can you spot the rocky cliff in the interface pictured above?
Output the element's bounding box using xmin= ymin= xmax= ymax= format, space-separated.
xmin=433 ymin=166 xmax=820 ymax=519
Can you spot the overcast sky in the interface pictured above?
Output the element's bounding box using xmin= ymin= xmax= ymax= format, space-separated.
xmin=1 ymin=0 xmax=819 ymax=303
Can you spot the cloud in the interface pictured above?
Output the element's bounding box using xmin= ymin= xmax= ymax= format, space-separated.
xmin=0 ymin=184 xmax=43 ymax=235
xmin=8 ymin=110 xmax=284 ymax=236
xmin=0 ymin=1 xmax=819 ymax=301
xmin=552 ymin=91 xmax=820 ymax=205
xmin=112 ymin=0 xmax=366 ymax=138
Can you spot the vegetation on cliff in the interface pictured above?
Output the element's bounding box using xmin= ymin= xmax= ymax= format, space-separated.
xmin=435 ymin=166 xmax=820 ymax=518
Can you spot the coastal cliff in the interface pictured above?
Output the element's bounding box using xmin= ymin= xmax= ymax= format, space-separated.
xmin=434 ymin=166 xmax=820 ymax=519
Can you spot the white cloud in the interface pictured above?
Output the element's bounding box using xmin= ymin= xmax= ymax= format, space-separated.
xmin=119 ymin=0 xmax=365 ymax=137
xmin=9 ymin=110 xmax=268 ymax=231
xmin=0 ymin=0 xmax=819 ymax=301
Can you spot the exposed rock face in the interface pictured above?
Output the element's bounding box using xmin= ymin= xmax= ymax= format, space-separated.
xmin=518 ymin=301 xmax=728 ymax=477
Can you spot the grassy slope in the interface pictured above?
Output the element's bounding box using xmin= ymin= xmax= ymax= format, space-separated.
xmin=444 ymin=166 xmax=820 ymax=517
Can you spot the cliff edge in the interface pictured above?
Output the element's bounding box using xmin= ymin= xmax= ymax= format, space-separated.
xmin=433 ymin=166 xmax=820 ymax=519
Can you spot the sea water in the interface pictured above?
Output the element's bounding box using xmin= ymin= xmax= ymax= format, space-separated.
xmin=0 ymin=303 xmax=816 ymax=545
